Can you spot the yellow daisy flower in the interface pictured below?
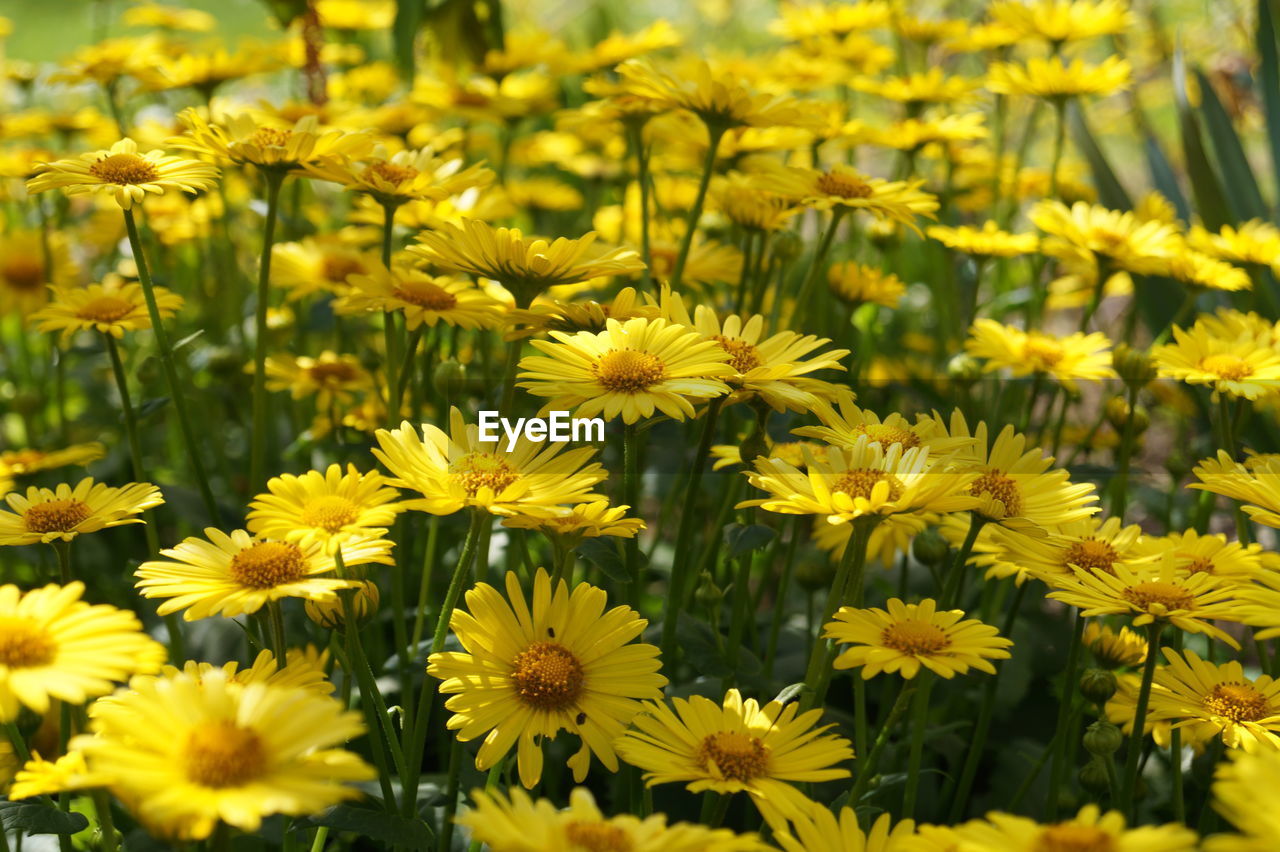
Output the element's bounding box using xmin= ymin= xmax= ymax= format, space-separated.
xmin=9 ymin=749 xmax=109 ymax=801
xmin=334 ymin=264 xmax=504 ymax=330
xmin=987 ymin=55 xmax=1132 ymax=100
xmin=122 ymin=2 xmax=217 ymax=31
xmin=1206 ymin=748 xmax=1280 ymax=851
xmin=769 ymin=2 xmax=891 ymax=41
xmin=1153 ymin=323 xmax=1280 ymax=400
xmin=1032 ymin=200 xmax=1181 ymax=278
xmin=0 ymin=478 xmax=162 ymax=546
xmin=134 ymin=528 xmax=386 ymax=620
xmin=750 ymin=160 xmax=938 ymax=232
xmin=246 ymin=463 xmax=402 ymax=554
xmin=645 ymin=235 xmax=744 ymax=289
xmin=459 ymin=786 xmax=764 ymax=852
xmin=711 ymin=173 xmax=800 ymax=232
xmin=261 ymin=351 xmax=374 ymax=410
xmin=953 ymin=805 xmax=1197 ymax=852
xmin=1135 ymin=528 xmax=1272 ymax=579
xmin=1084 ymin=622 xmax=1148 ymax=669
xmin=991 ymin=515 xmax=1146 ymax=587
xmin=927 ymin=222 xmax=1039 ymax=258
xmin=29 ymin=281 xmax=183 ymax=343
xmin=871 ymin=112 xmax=989 ymax=152
xmin=428 ymin=569 xmax=665 ymax=788
xmin=372 ymin=408 xmax=606 ymax=516
xmin=1166 ymin=250 xmax=1253 ymax=293
xmin=271 ymin=236 xmax=378 ymax=300
xmin=26 ymin=138 xmax=219 ymax=209
xmin=159 ymin=647 xmax=335 ymax=696
xmin=505 ymin=287 xmax=661 ymax=339
xmin=501 ymin=500 xmax=645 ymax=544
xmin=0 ymin=230 xmax=78 ymax=315
xmin=792 ymin=399 xmax=973 ymax=457
xmin=0 ymin=444 xmax=105 ymax=479
xmin=518 ymin=316 xmax=734 ymax=423
xmin=858 ymin=68 xmax=980 ymax=106
xmin=615 ymin=58 xmax=824 ymax=130
xmin=173 ymin=109 xmax=373 ymax=174
xmin=1190 ymin=451 xmax=1280 ymax=529
xmin=825 ymin=597 xmax=1012 ymax=679
xmin=616 ymin=688 xmax=853 ymax=831
xmin=1189 ymin=220 xmax=1280 ymax=271
xmin=0 ymin=582 xmax=166 ymax=721
xmin=304 ymin=145 xmax=493 ymax=207
xmin=304 ymin=579 xmax=380 ymax=630
xmin=76 ymin=671 xmax=373 ymax=841
xmin=989 ymin=0 xmax=1135 ymax=43
xmin=827 ymin=262 xmax=907 ymax=308
xmin=965 ymin=319 xmax=1116 ymax=389
xmin=1139 ymin=648 xmax=1280 ymax=752
xmin=775 ymin=804 xmax=913 ymax=852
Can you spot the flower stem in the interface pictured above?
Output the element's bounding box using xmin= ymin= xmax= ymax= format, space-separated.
xmin=669 ymin=124 xmax=726 ymax=290
xmin=628 ymin=121 xmax=653 ymax=288
xmin=1047 ymin=611 xmax=1087 ymax=818
xmin=247 ymin=171 xmax=286 ymax=494
xmin=1120 ymin=622 xmax=1163 ymax=818
xmin=622 ymin=422 xmax=642 ymax=609
xmin=850 ymin=680 xmax=915 ymax=806
xmin=122 ymin=207 xmax=219 ymax=520
xmin=764 ymin=516 xmax=804 ymax=679
xmin=902 ymin=671 xmax=935 ymax=819
xmin=939 ymin=513 xmax=985 ymax=609
xmin=786 ymin=207 xmax=846 ymax=329
xmin=1109 ymin=382 xmax=1142 ymax=520
xmin=1049 ymin=98 xmax=1068 ymax=199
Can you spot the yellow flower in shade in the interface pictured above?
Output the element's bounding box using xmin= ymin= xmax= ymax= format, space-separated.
xmin=1206 ymin=748 xmax=1280 ymax=851
xmin=892 ymin=14 xmax=968 ymax=45
xmin=134 ymin=528 xmax=387 ymax=620
xmin=246 ymin=463 xmax=402 ymax=554
xmin=775 ymin=804 xmax=913 ymax=852
xmin=505 ymin=287 xmax=661 ymax=339
xmin=990 ymin=0 xmax=1134 ymax=43
xmin=741 ymin=434 xmax=975 ymax=523
xmin=428 ymin=570 xmax=664 ymax=789
xmin=792 ymin=399 xmax=973 ymax=458
xmin=750 ymin=160 xmax=938 ymax=232
xmin=615 ymin=59 xmax=824 ymax=130
xmin=29 ymin=281 xmax=183 ymax=343
xmin=140 ymin=46 xmax=282 ymax=95
xmin=871 ymin=113 xmax=989 ymax=152
xmin=814 ymin=511 xmax=930 ymax=570
xmin=1031 ymin=200 xmax=1180 ymax=278
xmin=303 ymin=146 xmax=493 ymax=207
xmin=518 ymin=317 xmax=734 ymax=424
xmin=1191 ymin=451 xmax=1280 ymax=529
xmin=261 ymin=351 xmax=373 ymax=410
xmin=769 ymin=2 xmax=891 ymax=40
xmin=0 ymin=444 xmax=105 ymax=478
xmin=334 ymin=264 xmax=504 ymax=330
xmin=1166 ymin=250 xmax=1252 ymax=293
xmin=1046 ymin=557 xmax=1243 ymax=646
xmin=927 ymin=222 xmax=1039 ymax=258
xmin=645 ymin=235 xmax=743 ymax=289
xmin=1136 ymin=528 xmax=1273 ymax=579
xmin=1136 ymin=648 xmax=1280 ymax=752
xmin=501 ymin=500 xmax=645 ymax=545
xmin=616 ymin=688 xmax=853 ymax=831
xmin=271 ymin=237 xmax=378 ymax=300
xmin=26 ymin=138 xmax=219 ymax=210
xmin=0 ymin=478 xmax=162 ymax=546
xmin=711 ymin=173 xmax=800 ymax=232
xmin=991 ymin=515 xmax=1146 ymax=587
xmin=460 ymin=786 xmax=764 ymax=852
xmin=1189 ymin=220 xmax=1280 ymax=271
xmin=0 ymin=230 xmax=77 ymax=315
xmin=987 ymin=56 xmax=1131 ymax=100
xmin=858 ymin=68 xmax=980 ymax=106
xmin=75 ymin=671 xmax=373 ymax=841
xmin=172 ymin=110 xmax=373 ymax=174
xmin=953 ymin=805 xmax=1197 ymax=852
xmin=1152 ymin=324 xmax=1280 ymax=400
xmin=0 ymin=582 xmax=166 ymax=721
xmin=827 ymin=262 xmax=907 ymax=308
xmin=965 ymin=319 xmax=1116 ymax=389
xmin=825 ymin=598 xmax=1012 ymax=679
xmin=712 ymin=441 xmax=830 ymax=471
xmin=1083 ymin=622 xmax=1148 ymax=669
xmin=372 ymin=408 xmax=606 ymax=517
xmin=410 ymin=219 xmax=646 ymax=306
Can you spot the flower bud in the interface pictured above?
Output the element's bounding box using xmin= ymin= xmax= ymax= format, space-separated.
xmin=1104 ymin=396 xmax=1149 ymax=434
xmin=1112 ymin=343 xmax=1157 ymax=389
xmin=1078 ymin=757 xmax=1111 ymax=795
xmin=1079 ymin=668 xmax=1118 ymax=705
xmin=694 ymin=571 xmax=724 ymax=609
xmin=771 ymin=230 xmax=803 ymax=263
xmin=433 ymin=358 xmax=468 ymax=397
xmin=912 ymin=527 xmax=949 ymax=567
xmin=305 ymin=580 xmax=380 ymax=631
xmin=946 ymin=353 xmax=982 ymax=388
xmin=1083 ymin=720 xmax=1123 ymax=756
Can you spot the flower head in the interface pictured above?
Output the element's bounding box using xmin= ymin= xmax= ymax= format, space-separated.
xmin=246 ymin=464 xmax=402 ymax=554
xmin=335 ymin=264 xmax=504 ymax=330
xmin=826 ymin=598 xmax=1012 ymax=679
xmin=30 ymin=281 xmax=183 ymax=343
xmin=966 ymin=319 xmax=1116 ymax=389
xmin=27 ymin=138 xmax=218 ymax=209
xmin=173 ymin=109 xmax=373 ymax=173
xmin=0 ymin=478 xmax=162 ymax=546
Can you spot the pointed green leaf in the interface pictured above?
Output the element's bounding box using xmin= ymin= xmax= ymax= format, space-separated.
xmin=1172 ymin=44 xmax=1233 ymax=229
xmin=0 ymin=802 xmax=89 ymax=836
xmin=1257 ymin=0 xmax=1280 ymax=202
xmin=1195 ymin=69 xmax=1268 ymax=220
xmin=1143 ymin=131 xmax=1191 ymax=222
xmin=394 ymin=0 xmax=423 ymax=79
xmin=1068 ymin=104 xmax=1131 ymax=210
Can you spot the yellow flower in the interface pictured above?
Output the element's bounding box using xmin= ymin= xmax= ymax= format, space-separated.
xmin=173 ymin=109 xmax=373 ymax=173
xmin=965 ymin=319 xmax=1116 ymax=389
xmin=792 ymin=399 xmax=973 ymax=457
xmin=991 ymin=515 xmax=1146 ymax=586
xmin=304 ymin=145 xmax=493 ymax=207
xmin=990 ymin=0 xmax=1135 ymax=43
xmin=1191 ymin=451 xmax=1280 ymax=528
xmin=428 ymin=569 xmax=664 ymax=788
xmin=372 ymin=408 xmax=606 ymax=516
xmin=316 ymin=0 xmax=396 ymax=29
xmin=711 ymin=173 xmax=800 ymax=232
xmin=927 ymin=222 xmax=1039 ymax=258
xmin=871 ymin=112 xmax=988 ymax=151
xmin=459 ymin=786 xmax=764 ymax=852
xmin=505 ymin=286 xmax=661 ymax=339
xmin=1206 ymin=748 xmax=1280 ymax=851
xmin=27 ymin=138 xmax=219 ymax=209
xmin=121 ymin=2 xmax=217 ymax=31
xmin=750 ymin=160 xmax=938 ymax=232
xmin=134 ymin=528 xmax=386 ymax=620
xmin=141 ymin=45 xmax=282 ymax=95
xmin=271 ymin=236 xmax=378 ymax=300
xmin=501 ymin=500 xmax=645 ymax=544
xmin=49 ymin=36 xmax=163 ymax=86
xmin=1139 ymin=648 xmax=1280 ymax=752
xmin=76 ymin=671 xmax=373 ymax=841
xmin=987 ymin=56 xmax=1132 ymax=99
xmin=246 ymin=463 xmax=402 ymax=554
xmin=1166 ymin=250 xmax=1253 ymax=292
xmin=616 ymin=688 xmax=853 ymax=831
xmin=769 ymin=1 xmax=891 ymax=40
xmin=29 ymin=281 xmax=183 ymax=343
xmin=0 ymin=230 xmax=78 ymax=315
xmin=1032 ymin=200 xmax=1181 ymax=278
xmin=334 ymin=264 xmax=504 ymax=331
xmin=160 ymin=647 xmax=335 ymax=696
xmin=0 ymin=444 xmax=105 ymax=478
xmin=410 ymin=219 xmax=646 ymax=306
xmin=775 ymin=803 xmax=913 ymax=852
xmin=826 ymin=597 xmax=1012 ymax=679
xmin=261 ymin=351 xmax=374 ymax=409
xmin=646 ymin=235 xmax=743 ymax=289
xmin=1153 ymin=322 xmax=1280 ymax=400
xmin=518 ymin=317 xmax=734 ymax=424
xmin=953 ymin=805 xmax=1197 ymax=852
xmin=616 ymin=58 xmax=824 ymax=130
xmin=858 ymin=68 xmax=980 ymax=105
xmin=1136 ymin=528 xmax=1273 ymax=579
xmin=1189 ymin=220 xmax=1280 ymax=271
xmin=0 ymin=582 xmax=166 ymax=721
xmin=1083 ymin=622 xmax=1148 ymax=669
xmin=827 ymin=262 xmax=907 ymax=308
xmin=9 ymin=749 xmax=110 ymax=801
xmin=0 ymin=478 xmax=162 ymax=546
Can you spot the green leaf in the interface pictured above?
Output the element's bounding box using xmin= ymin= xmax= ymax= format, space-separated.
xmin=0 ymin=802 xmax=89 ymax=836
xmin=675 ymin=615 xmax=731 ymax=677
xmin=1259 ymin=0 xmax=1280 ymax=208
xmin=723 ymin=524 xmax=776 ymax=559
xmin=1068 ymin=104 xmax=1131 ymax=210
xmin=1173 ymin=43 xmax=1233 ymax=229
xmin=1194 ymin=69 xmax=1268 ymax=220
xmin=772 ymin=682 xmax=805 ymax=706
xmin=575 ymin=537 xmax=630 ymax=583
xmin=136 ymin=397 xmax=170 ymax=420
xmin=394 ymin=0 xmax=424 ymax=79
xmin=309 ymin=805 xmax=433 ymax=847
xmin=1143 ymin=131 xmax=1190 ymax=222
xmin=172 ymin=330 xmax=204 ymax=353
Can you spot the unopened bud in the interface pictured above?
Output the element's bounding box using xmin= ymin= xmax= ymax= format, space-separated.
xmin=1078 ymin=757 xmax=1111 ymax=795
xmin=305 ymin=580 xmax=380 ymax=630
xmin=433 ymin=359 xmax=468 ymax=397
xmin=1079 ymin=668 xmax=1118 ymax=705
xmin=1104 ymin=396 xmax=1149 ymax=434
xmin=912 ymin=527 xmax=949 ymax=567
xmin=694 ymin=571 xmax=724 ymax=608
xmin=1112 ymin=343 xmax=1156 ymax=389
xmin=946 ymin=353 xmax=982 ymax=387
xmin=1083 ymin=720 xmax=1123 ymax=756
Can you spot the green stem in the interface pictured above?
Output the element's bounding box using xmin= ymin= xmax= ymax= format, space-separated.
xmin=1109 ymin=383 xmax=1142 ymax=520
xmin=437 ymin=739 xmax=463 ymax=852
xmin=122 ymin=207 xmax=219 ymax=519
xmin=1049 ymin=98 xmax=1067 ymax=199
xmin=623 ymin=423 xmax=642 ymax=609
xmin=1120 ymin=622 xmax=1164 ymax=818
xmin=1047 ymin=612 xmax=1087 ymax=818
xmin=902 ymin=671 xmax=935 ymax=819
xmin=52 ymin=540 xmax=71 ymax=584
xmin=786 ymin=207 xmax=846 ymax=329
xmin=940 ymin=514 xmax=985 ymax=609
xmin=800 ymin=517 xmax=877 ymax=712
xmin=248 ymin=171 xmax=286 ymax=494
xmin=764 ymin=516 xmax=803 ymax=679
xmin=668 ymin=124 xmax=726 ymax=289
xmin=629 ymin=121 xmax=653 ymax=288
xmin=849 ymin=681 xmax=915 ymax=806
xmin=309 ymin=828 xmax=329 ymax=852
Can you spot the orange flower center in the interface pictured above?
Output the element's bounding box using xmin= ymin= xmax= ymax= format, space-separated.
xmin=307 ymin=362 xmax=361 ymax=384
xmin=393 ymin=280 xmax=458 ymax=311
xmin=183 ymin=721 xmax=267 ymax=788
xmin=510 ymin=641 xmax=584 ymax=711
xmin=300 ymin=495 xmax=359 ymax=532
xmin=249 ymin=127 xmax=293 ymax=148
xmin=697 ymin=730 xmax=770 ymax=781
xmin=832 ymin=469 xmax=904 ymax=502
xmin=1032 ymin=823 xmax=1115 ymax=852
xmin=713 ymin=336 xmax=763 ymax=373
xmin=88 ymin=152 xmax=159 ymax=185
xmin=816 ymin=170 xmax=873 ymax=199
xmin=1120 ymin=581 xmax=1194 ymax=613
xmin=0 ymin=618 xmax=57 ymax=668
xmin=1199 ymin=353 xmax=1254 ymax=381
xmin=322 ymin=255 xmax=366 ymax=284
xmin=228 ymin=541 xmax=307 ymax=588
xmin=1 ymin=256 xmax=45 ymax=291
xmin=594 ymin=350 xmax=666 ymax=393
xmin=75 ymin=294 xmax=135 ymax=323
xmin=881 ymin=619 xmax=952 ymax=655
xmin=854 ymin=423 xmax=921 ymax=449
xmin=1203 ymin=682 xmax=1270 ymax=722
xmin=564 ymin=822 xmax=633 ymax=852
xmin=1186 ymin=556 xmax=1215 ymax=575
xmin=23 ymin=499 xmax=91 ymax=534
xmin=970 ymin=469 xmax=1022 ymax=517
xmin=1063 ymin=538 xmax=1118 ymax=575
xmin=362 ymin=162 xmax=419 ymax=184
xmin=450 ymin=452 xmax=520 ymax=497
